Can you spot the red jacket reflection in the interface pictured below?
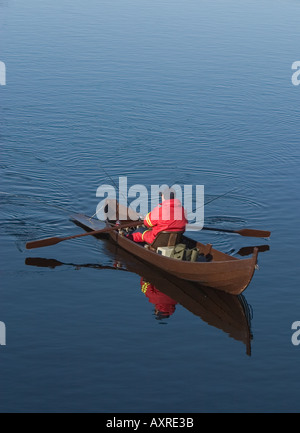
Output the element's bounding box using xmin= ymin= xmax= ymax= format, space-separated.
xmin=141 ymin=278 xmax=177 ymax=317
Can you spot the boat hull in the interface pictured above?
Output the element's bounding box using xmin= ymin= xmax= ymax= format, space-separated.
xmin=109 ymin=229 xmax=257 ymax=295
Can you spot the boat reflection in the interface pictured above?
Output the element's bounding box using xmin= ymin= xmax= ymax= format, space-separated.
xmin=105 ymin=241 xmax=254 ymax=356
xmin=25 ymin=239 xmax=266 ymax=356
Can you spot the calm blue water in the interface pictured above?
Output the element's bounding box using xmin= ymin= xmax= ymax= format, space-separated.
xmin=1 ymin=0 xmax=300 ymax=413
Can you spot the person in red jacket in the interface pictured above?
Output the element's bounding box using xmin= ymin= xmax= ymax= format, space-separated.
xmin=129 ymin=188 xmax=188 ymax=244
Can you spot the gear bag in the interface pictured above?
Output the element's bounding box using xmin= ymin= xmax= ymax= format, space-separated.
xmin=170 ymin=244 xmax=199 ymax=262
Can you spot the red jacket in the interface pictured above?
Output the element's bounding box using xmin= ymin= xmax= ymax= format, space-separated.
xmin=133 ymin=199 xmax=187 ymax=244
xmin=141 ymin=278 xmax=177 ymax=316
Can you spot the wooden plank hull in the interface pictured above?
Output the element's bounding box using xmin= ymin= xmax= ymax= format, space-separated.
xmin=110 ymin=230 xmax=257 ymax=295
xmin=71 ymin=213 xmax=258 ymax=295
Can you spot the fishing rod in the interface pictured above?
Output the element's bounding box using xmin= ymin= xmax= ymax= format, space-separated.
xmin=98 ymin=166 xmax=238 ymax=218
xmin=89 ymin=165 xmax=135 ymax=220
xmin=101 ymin=166 xmax=131 ymax=207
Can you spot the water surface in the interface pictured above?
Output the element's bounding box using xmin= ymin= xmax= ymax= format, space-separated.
xmin=0 ymin=0 xmax=300 ymax=413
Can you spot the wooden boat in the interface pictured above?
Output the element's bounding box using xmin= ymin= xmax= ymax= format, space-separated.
xmin=71 ymin=208 xmax=259 ymax=296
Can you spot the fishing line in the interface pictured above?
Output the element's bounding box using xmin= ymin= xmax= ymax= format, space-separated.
xmin=96 ymin=164 xmax=139 ymax=221
xmin=89 ymin=205 xmax=103 ymax=221
xmin=88 ymin=165 xmax=125 ymax=221
xmin=100 ymin=165 xmax=131 ymax=209
xmin=95 ymin=167 xmax=239 ymax=223
xmin=0 ymin=184 xmax=239 ymax=224
xmin=187 ymin=187 xmax=239 ymax=219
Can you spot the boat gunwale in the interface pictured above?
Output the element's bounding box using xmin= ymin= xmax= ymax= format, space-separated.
xmin=106 ymin=222 xmax=257 ymax=268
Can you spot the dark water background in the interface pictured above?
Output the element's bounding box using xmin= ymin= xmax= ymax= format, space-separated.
xmin=1 ymin=0 xmax=300 ymax=413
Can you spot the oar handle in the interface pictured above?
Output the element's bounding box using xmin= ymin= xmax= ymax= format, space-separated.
xmin=202 ymin=226 xmax=234 ymax=233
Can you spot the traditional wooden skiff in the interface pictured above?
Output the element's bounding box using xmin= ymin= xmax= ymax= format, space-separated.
xmin=71 ymin=212 xmax=258 ymax=296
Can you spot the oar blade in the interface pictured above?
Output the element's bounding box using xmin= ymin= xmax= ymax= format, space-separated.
xmin=25 ymin=257 xmax=63 ymax=268
xmin=237 ymin=229 xmax=271 ymax=238
xmin=26 ymin=237 xmax=63 ymax=250
xmin=237 ymin=245 xmax=270 ymax=257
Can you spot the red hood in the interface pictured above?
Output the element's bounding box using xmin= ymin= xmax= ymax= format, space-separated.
xmin=161 ymin=199 xmax=183 ymax=208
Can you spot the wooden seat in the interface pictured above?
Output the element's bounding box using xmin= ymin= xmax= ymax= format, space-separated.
xmin=149 ymin=231 xmax=184 ymax=250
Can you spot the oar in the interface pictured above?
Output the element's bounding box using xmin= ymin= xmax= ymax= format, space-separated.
xmin=186 ymin=225 xmax=271 ymax=238
xmin=26 ymin=220 xmax=143 ymax=250
xmin=237 ymin=245 xmax=270 ymax=257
